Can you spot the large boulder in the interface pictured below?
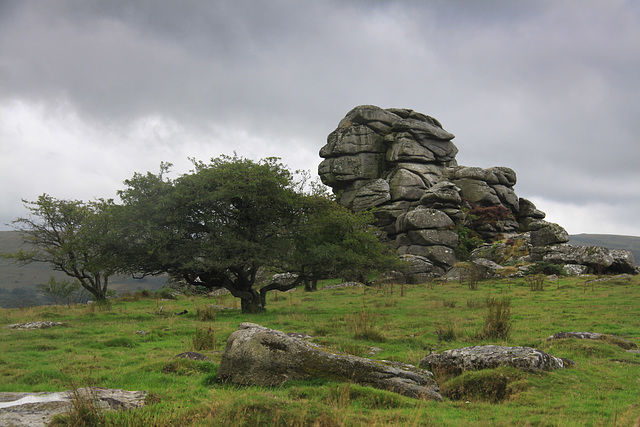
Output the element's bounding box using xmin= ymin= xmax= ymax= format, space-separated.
xmin=218 ymin=323 xmax=442 ymax=400
xmin=530 ymin=223 xmax=570 ymax=247
xmin=420 ymin=345 xmax=567 ymax=379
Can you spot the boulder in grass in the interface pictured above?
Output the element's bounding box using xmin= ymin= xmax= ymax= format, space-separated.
xmin=420 ymin=345 xmax=567 ymax=379
xmin=218 ymin=323 xmax=442 ymax=401
xmin=547 ymin=332 xmax=637 ymax=350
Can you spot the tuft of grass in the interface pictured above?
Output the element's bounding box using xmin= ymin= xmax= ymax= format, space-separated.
xmin=346 ymin=310 xmax=386 ymax=342
xmin=478 ymin=297 xmax=512 ymax=340
xmin=192 ymin=326 xmax=217 ymax=351
xmin=196 ymin=305 xmax=217 ymax=321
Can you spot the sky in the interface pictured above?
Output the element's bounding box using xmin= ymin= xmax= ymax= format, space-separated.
xmin=1 ymin=0 xmax=639 ymax=235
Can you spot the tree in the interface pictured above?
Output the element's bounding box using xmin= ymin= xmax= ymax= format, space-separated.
xmin=280 ymin=194 xmax=402 ymax=292
xmin=115 ymin=155 xmax=401 ymax=313
xmin=1 ymin=195 xmax=117 ymax=302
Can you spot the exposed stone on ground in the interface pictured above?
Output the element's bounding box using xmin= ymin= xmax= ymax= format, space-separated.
xmin=321 ymin=281 xmax=364 ymax=290
xmin=547 ymin=332 xmax=637 ymax=350
xmin=218 ymin=323 xmax=442 ymax=400
xmin=171 ymin=352 xmax=214 ymax=362
xmin=6 ymin=321 xmax=63 ymax=330
xmin=0 ymin=388 xmax=147 ymax=427
xmin=420 ymin=345 xmax=567 ymax=378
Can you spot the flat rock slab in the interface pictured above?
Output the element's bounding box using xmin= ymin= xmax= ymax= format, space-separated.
xmin=5 ymin=321 xmax=63 ymax=330
xmin=547 ymin=331 xmax=637 ymax=349
xmin=0 ymin=387 xmax=147 ymax=427
xmin=218 ymin=323 xmax=442 ymax=401
xmin=420 ymin=345 xmax=566 ymax=378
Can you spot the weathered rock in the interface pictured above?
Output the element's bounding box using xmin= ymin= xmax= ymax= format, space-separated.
xmin=530 ymin=223 xmax=570 ymax=247
xmin=609 ymin=249 xmax=637 ymax=274
xmin=396 ymin=208 xmax=454 ymax=232
xmin=389 ymin=168 xmax=429 ymax=201
xmin=399 ymin=254 xmax=435 ymax=284
xmin=322 ymin=281 xmax=364 ymax=290
xmin=6 ymin=321 xmax=63 ymax=330
xmin=419 ymin=181 xmax=462 ymax=209
xmin=452 ymin=178 xmax=501 ymax=206
xmin=0 ymin=388 xmax=147 ymax=427
xmin=171 ymin=352 xmax=213 ymax=362
xmin=399 ymin=229 xmax=459 ymax=247
xmin=563 ymin=264 xmax=590 ymax=275
xmin=531 ymin=244 xmax=618 ymax=273
xmin=352 ymin=179 xmax=391 ymax=211
xmin=470 ymin=258 xmax=504 ymax=279
xmin=218 ymin=323 xmax=442 ymax=400
xmin=517 ymin=198 xmax=546 ymax=219
xmin=420 ymin=345 xmax=566 ymax=378
xmin=397 ymin=245 xmax=457 ymax=270
xmin=547 ymin=332 xmax=637 ymax=349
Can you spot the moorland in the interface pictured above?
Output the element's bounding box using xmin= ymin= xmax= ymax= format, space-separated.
xmin=1 ymin=273 xmax=639 ymax=426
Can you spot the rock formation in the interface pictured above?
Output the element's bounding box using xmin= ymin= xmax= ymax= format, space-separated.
xmin=419 ymin=345 xmax=567 ymax=379
xmin=218 ymin=323 xmax=442 ymax=400
xmin=319 ymin=105 xmax=638 ymax=277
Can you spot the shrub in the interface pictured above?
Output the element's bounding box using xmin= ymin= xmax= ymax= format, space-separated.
xmin=527 ymin=261 xmax=565 ymax=276
xmin=155 ymin=287 xmax=176 ymax=300
xmin=525 ymin=274 xmax=545 ymax=291
xmin=442 ymin=299 xmax=457 ymax=308
xmin=479 ymin=297 xmax=512 ymax=340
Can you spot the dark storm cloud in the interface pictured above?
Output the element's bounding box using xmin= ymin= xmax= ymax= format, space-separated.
xmin=1 ymin=0 xmax=639 ymax=234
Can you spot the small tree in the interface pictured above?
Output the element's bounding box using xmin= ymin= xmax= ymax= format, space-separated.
xmin=1 ymin=195 xmax=117 ymax=302
xmin=37 ymin=276 xmax=89 ymax=306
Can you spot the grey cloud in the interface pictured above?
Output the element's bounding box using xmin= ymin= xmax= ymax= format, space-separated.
xmin=1 ymin=0 xmax=639 ymax=234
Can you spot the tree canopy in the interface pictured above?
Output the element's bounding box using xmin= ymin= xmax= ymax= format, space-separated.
xmin=115 ymin=155 xmax=400 ymax=313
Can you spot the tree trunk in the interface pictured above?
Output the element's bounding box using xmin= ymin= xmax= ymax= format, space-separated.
xmin=241 ymin=294 xmax=265 ymax=314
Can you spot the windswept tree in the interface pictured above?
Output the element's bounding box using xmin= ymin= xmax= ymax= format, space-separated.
xmin=115 ymin=155 xmax=401 ymax=313
xmin=280 ymin=194 xmax=402 ymax=292
xmin=1 ymin=195 xmax=117 ymax=302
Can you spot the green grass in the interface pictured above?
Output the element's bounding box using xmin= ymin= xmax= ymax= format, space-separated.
xmin=1 ymin=275 xmax=639 ymax=425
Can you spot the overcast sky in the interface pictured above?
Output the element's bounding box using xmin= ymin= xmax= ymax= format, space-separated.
xmin=1 ymin=0 xmax=639 ymax=235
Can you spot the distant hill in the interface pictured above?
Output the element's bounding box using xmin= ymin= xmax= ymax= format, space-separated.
xmin=569 ymin=234 xmax=640 ymax=263
xmin=0 ymin=231 xmax=166 ymax=308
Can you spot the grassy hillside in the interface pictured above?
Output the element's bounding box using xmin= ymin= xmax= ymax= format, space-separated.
xmin=1 ymin=275 xmax=639 ymax=425
xmin=569 ymin=233 xmax=640 ymax=261
xmin=0 ymin=231 xmax=165 ymax=308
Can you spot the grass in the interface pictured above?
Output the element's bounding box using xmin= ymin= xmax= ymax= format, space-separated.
xmin=0 ymin=275 xmax=639 ymax=425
